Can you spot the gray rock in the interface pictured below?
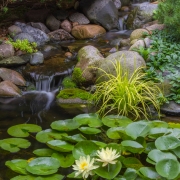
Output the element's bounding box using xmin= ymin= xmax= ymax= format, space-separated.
xmin=46 ymin=15 xmax=60 ymax=31
xmin=112 ymin=0 xmax=121 ymax=9
xmin=0 ymin=56 xmax=26 ymax=67
xmin=129 ymin=39 xmax=145 ymax=50
xmin=14 ymin=32 xmax=35 ymax=43
xmin=53 ymin=10 xmax=69 ymax=21
xmin=144 ymin=37 xmax=153 ymax=48
xmin=60 ymin=20 xmax=72 ymax=33
xmin=48 ymin=29 xmax=74 ymax=41
xmin=96 ymin=50 xmax=146 ymax=82
xmin=30 ymin=22 xmax=50 ymax=34
xmin=126 ymin=2 xmax=158 ymax=29
xmin=30 ymin=51 xmax=44 ymax=65
xmin=79 ymin=0 xmax=119 ymax=30
xmin=8 ymin=25 xmax=22 ymax=38
xmin=69 ymin=12 xmax=90 ymax=25
xmin=14 ymin=22 xmax=49 ymax=46
xmin=161 ymin=101 xmax=180 ymax=116
xmin=0 ymin=43 xmax=14 ymax=59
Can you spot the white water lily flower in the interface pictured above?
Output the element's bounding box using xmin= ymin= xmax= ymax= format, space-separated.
xmin=96 ymin=147 xmax=120 ymax=167
xmin=72 ymin=155 xmax=99 ymax=179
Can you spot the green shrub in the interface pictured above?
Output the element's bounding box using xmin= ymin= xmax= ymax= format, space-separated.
xmin=91 ymin=61 xmax=165 ymax=119
xmin=154 ymin=0 xmax=180 ymax=39
xmin=7 ymin=39 xmax=37 ymax=53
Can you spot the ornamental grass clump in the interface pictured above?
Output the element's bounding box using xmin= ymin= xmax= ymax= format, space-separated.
xmin=91 ymin=61 xmax=164 ymax=120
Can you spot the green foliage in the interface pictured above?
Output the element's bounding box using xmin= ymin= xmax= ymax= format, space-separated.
xmin=154 ymin=0 xmax=180 ymax=39
xmin=62 ymin=76 xmax=77 ymax=88
xmin=56 ymin=88 xmax=92 ymax=100
xmin=143 ymin=29 xmax=180 ymax=103
xmin=7 ymin=39 xmax=37 ymax=53
xmin=3 ymin=114 xmax=180 ymax=179
xmin=91 ymin=61 xmax=164 ymax=119
xmin=133 ymin=46 xmax=151 ymax=61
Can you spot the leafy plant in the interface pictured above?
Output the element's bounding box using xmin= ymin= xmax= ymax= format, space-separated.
xmin=7 ymin=39 xmax=37 ymax=53
xmin=133 ymin=46 xmax=151 ymax=61
xmin=91 ymin=61 xmax=164 ymax=119
xmin=2 ymin=114 xmax=180 ymax=179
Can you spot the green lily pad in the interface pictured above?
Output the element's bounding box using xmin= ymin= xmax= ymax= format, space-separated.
xmin=167 ymin=128 xmax=180 ymax=138
xmin=7 ymin=124 xmax=42 ymax=137
xmin=144 ymin=142 xmax=156 ymax=154
xmin=123 ymin=168 xmax=137 ymax=180
xmin=78 ymin=127 xmax=101 ymax=134
xmin=95 ymin=161 xmax=122 ymax=179
xmin=149 ymin=120 xmax=168 ymax=128
xmin=0 ymin=138 xmax=31 ymax=152
xmin=33 ymin=148 xmax=57 ymax=157
xmin=102 ymin=115 xmax=132 ymax=127
xmin=26 ymin=157 xmax=60 ymax=175
xmin=73 ymin=113 xmax=102 ymax=127
xmin=125 ymin=121 xmax=150 ymax=140
xmin=62 ymin=134 xmax=87 ymax=143
xmin=36 ymin=129 xmax=67 ymax=143
xmin=47 ymin=140 xmax=74 ymax=152
xmin=11 ymin=174 xmax=64 ymax=180
xmin=121 ymin=140 xmax=144 ymax=153
xmin=155 ymin=135 xmax=180 ymax=150
xmin=5 ymin=159 xmax=28 ymax=175
xmin=148 ymin=127 xmax=168 ymax=139
xmin=107 ymin=127 xmax=130 ymax=140
xmin=51 ymin=119 xmax=80 ymax=131
xmin=72 ymin=140 xmax=99 ymax=159
xmin=52 ymin=153 xmax=75 ymax=168
xmin=123 ymin=157 xmax=143 ymax=170
xmin=156 ymin=158 xmax=180 ymax=179
xmin=138 ymin=167 xmax=161 ymax=180
xmin=171 ymin=146 xmax=180 ymax=158
xmin=67 ymin=172 xmax=82 ymax=179
xmin=92 ymin=141 xmax=107 ymax=148
xmin=147 ymin=149 xmax=177 ymax=165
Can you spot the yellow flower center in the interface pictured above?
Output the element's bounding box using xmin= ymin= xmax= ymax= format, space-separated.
xmin=80 ymin=162 xmax=88 ymax=170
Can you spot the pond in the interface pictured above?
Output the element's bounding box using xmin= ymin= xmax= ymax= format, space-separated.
xmin=0 ymin=31 xmax=131 ymax=180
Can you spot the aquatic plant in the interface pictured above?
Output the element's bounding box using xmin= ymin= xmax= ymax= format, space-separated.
xmin=91 ymin=61 xmax=164 ymax=119
xmin=2 ymin=114 xmax=180 ymax=179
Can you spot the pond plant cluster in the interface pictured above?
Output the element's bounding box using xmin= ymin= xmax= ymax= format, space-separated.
xmin=1 ymin=113 xmax=180 ymax=179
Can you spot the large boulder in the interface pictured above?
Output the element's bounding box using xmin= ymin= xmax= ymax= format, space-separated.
xmin=72 ymin=45 xmax=104 ymax=85
xmin=0 ymin=43 xmax=14 ymax=59
xmin=0 ymin=68 xmax=26 ymax=86
xmin=0 ymin=80 xmax=21 ymax=97
xmin=126 ymin=2 xmax=158 ymax=29
xmin=96 ymin=51 xmax=146 ymax=82
xmin=79 ymin=0 xmax=119 ymax=30
xmin=71 ymin=25 xmax=106 ymax=39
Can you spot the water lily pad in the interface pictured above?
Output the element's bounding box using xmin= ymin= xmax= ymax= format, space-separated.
xmin=78 ymin=127 xmax=101 ymax=134
xmin=36 ymin=129 xmax=67 ymax=143
xmin=5 ymin=159 xmax=28 ymax=175
xmin=123 ymin=168 xmax=137 ymax=180
xmin=73 ymin=113 xmax=102 ymax=127
xmin=123 ymin=157 xmax=143 ymax=170
xmin=67 ymin=172 xmax=82 ymax=179
xmin=51 ymin=119 xmax=80 ymax=132
xmin=52 ymin=153 xmax=75 ymax=168
xmin=11 ymin=174 xmax=64 ymax=180
xmin=92 ymin=141 xmax=107 ymax=148
xmin=47 ymin=140 xmax=74 ymax=152
xmin=167 ymin=128 xmax=180 ymax=138
xmin=62 ymin=134 xmax=87 ymax=143
xmin=26 ymin=157 xmax=60 ymax=175
xmin=171 ymin=146 xmax=180 ymax=158
xmin=7 ymin=124 xmax=42 ymax=137
xmin=125 ymin=121 xmax=150 ymax=140
xmin=121 ymin=140 xmax=144 ymax=153
xmin=0 ymin=138 xmax=31 ymax=152
xmin=156 ymin=158 xmax=180 ymax=179
xmin=107 ymin=127 xmax=130 ymax=140
xmin=147 ymin=149 xmax=177 ymax=165
xmin=149 ymin=120 xmax=168 ymax=128
xmin=144 ymin=142 xmax=156 ymax=154
xmin=148 ymin=127 xmax=168 ymax=139
xmin=33 ymin=148 xmax=57 ymax=157
xmin=95 ymin=161 xmax=122 ymax=179
xmin=155 ymin=135 xmax=180 ymax=150
xmin=138 ymin=167 xmax=161 ymax=180
xmin=72 ymin=140 xmax=99 ymax=159
xmin=102 ymin=115 xmax=132 ymax=127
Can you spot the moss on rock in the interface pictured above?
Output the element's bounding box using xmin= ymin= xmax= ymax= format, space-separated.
xmin=72 ymin=67 xmax=86 ymax=84
xmin=56 ymin=88 xmax=92 ymax=100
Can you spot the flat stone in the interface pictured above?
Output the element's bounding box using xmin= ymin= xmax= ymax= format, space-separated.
xmin=0 ymin=56 xmax=26 ymax=67
xmin=161 ymin=101 xmax=180 ymax=116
